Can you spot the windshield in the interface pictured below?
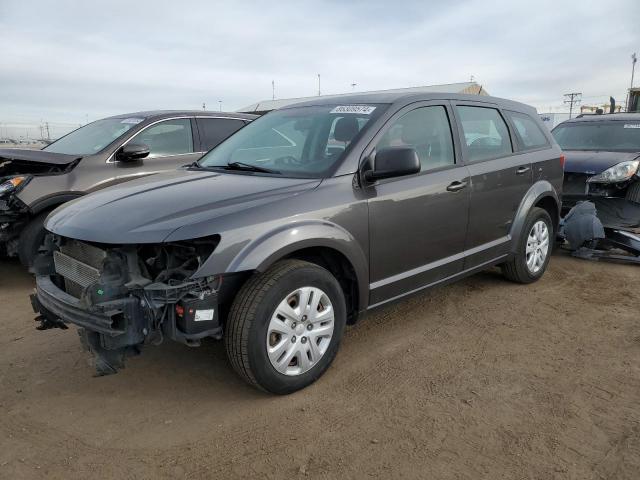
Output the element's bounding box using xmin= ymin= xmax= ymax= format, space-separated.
xmin=552 ymin=121 xmax=640 ymax=152
xmin=198 ymin=104 xmax=385 ymax=177
xmin=44 ymin=117 xmax=144 ymax=155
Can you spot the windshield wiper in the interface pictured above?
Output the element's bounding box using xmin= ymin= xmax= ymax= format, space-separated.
xmin=226 ymin=161 xmax=280 ymax=174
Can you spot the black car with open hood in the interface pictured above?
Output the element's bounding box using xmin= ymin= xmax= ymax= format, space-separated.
xmin=552 ymin=113 xmax=640 ymax=212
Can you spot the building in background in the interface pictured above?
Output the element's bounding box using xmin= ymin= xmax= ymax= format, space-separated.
xmin=628 ymin=87 xmax=640 ymax=113
xmin=237 ymin=82 xmax=488 ymax=115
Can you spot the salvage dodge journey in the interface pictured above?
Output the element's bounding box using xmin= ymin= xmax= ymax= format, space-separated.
xmin=32 ymin=93 xmax=563 ymax=394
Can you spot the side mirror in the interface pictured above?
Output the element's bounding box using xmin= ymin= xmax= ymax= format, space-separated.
xmin=116 ymin=143 xmax=150 ymax=162
xmin=364 ymin=146 xmax=420 ymax=182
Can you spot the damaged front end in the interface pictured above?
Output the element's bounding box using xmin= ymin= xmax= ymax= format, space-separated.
xmin=0 ymin=155 xmax=80 ymax=255
xmin=31 ymin=234 xmax=225 ymax=375
xmin=559 ymin=199 xmax=640 ymax=264
xmin=0 ymin=185 xmax=30 ymax=255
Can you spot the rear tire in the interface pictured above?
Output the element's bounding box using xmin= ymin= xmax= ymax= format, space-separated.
xmin=626 ymin=182 xmax=640 ymax=204
xmin=501 ymin=207 xmax=553 ymax=284
xmin=225 ymin=259 xmax=346 ymax=394
xmin=18 ymin=211 xmax=49 ymax=269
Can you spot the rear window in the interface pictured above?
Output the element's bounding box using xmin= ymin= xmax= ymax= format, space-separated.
xmin=197 ymin=118 xmax=247 ymax=151
xmin=456 ymin=106 xmax=513 ymax=162
xmin=552 ymin=121 xmax=640 ymax=152
xmin=507 ymin=111 xmax=549 ymax=150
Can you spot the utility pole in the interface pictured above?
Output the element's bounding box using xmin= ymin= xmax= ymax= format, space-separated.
xmin=628 ymin=53 xmax=637 ymax=112
xmin=218 ymin=100 xmax=222 ymax=112
xmin=351 ymin=82 xmax=357 ymax=90
xmin=202 ymin=102 xmax=206 ymax=111
xmin=272 ymin=80 xmax=275 ymax=100
xmin=564 ymin=92 xmax=582 ymax=118
xmin=317 ymin=74 xmax=321 ymax=96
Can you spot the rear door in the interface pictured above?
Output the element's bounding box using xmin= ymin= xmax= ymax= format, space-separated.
xmin=195 ymin=117 xmax=248 ymax=152
xmin=366 ymin=101 xmax=470 ymax=306
xmin=452 ymin=103 xmax=532 ymax=268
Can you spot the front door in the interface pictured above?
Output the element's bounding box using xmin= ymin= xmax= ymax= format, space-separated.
xmin=366 ymin=103 xmax=470 ymax=306
xmin=113 ymin=117 xmax=203 ymax=184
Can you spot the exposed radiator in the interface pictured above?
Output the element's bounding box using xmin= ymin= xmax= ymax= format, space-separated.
xmin=54 ymin=240 xmax=106 ymax=298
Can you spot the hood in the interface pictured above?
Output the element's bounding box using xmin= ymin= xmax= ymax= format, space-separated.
xmin=0 ymin=148 xmax=80 ymax=166
xmin=45 ymin=169 xmax=321 ymax=244
xmin=563 ymin=150 xmax=640 ymax=174
xmin=0 ymin=148 xmax=81 ymax=177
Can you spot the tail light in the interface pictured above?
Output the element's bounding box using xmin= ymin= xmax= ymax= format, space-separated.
xmin=559 ymin=154 xmax=565 ymax=170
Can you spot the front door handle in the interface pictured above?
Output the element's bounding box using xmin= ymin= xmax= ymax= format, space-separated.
xmin=516 ymin=166 xmax=531 ymax=175
xmin=446 ymin=180 xmax=467 ymax=192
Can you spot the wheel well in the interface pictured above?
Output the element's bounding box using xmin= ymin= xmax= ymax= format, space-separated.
xmin=284 ymin=247 xmax=360 ymax=324
xmin=534 ymin=196 xmax=559 ymax=232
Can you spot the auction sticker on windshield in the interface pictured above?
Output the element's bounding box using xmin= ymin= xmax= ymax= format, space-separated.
xmin=120 ymin=118 xmax=144 ymax=125
xmin=330 ymin=105 xmax=376 ymax=115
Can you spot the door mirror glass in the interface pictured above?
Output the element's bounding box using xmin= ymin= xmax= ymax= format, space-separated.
xmin=365 ymin=146 xmax=420 ymax=181
xmin=117 ymin=143 xmax=150 ymax=162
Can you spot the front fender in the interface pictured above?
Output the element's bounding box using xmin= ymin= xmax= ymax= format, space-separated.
xmin=194 ymin=220 xmax=369 ymax=311
xmin=29 ymin=192 xmax=85 ymax=215
xmin=509 ymin=180 xmax=560 ymax=253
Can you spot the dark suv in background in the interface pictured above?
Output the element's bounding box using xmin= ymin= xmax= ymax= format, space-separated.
xmin=552 ymin=113 xmax=640 ymax=212
xmin=32 ymin=93 xmax=563 ymax=394
xmin=0 ymin=110 xmax=256 ymax=266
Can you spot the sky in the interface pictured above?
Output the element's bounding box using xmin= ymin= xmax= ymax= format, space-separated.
xmin=1 ymin=0 xmax=638 ymax=138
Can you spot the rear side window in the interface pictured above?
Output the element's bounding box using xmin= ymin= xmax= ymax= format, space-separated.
xmin=131 ymin=119 xmax=193 ymax=158
xmin=197 ymin=118 xmax=247 ymax=151
xmin=456 ymin=106 xmax=512 ymax=162
xmin=507 ymin=111 xmax=549 ymax=150
xmin=375 ymin=106 xmax=455 ymax=171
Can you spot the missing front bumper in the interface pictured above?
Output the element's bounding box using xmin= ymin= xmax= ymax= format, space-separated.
xmin=32 ymin=274 xmax=223 ymax=375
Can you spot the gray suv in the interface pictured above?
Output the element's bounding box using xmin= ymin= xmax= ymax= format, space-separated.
xmin=31 ymin=93 xmax=563 ymax=394
xmin=0 ymin=110 xmax=255 ymax=266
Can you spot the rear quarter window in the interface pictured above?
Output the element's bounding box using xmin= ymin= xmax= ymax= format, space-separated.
xmin=507 ymin=111 xmax=549 ymax=150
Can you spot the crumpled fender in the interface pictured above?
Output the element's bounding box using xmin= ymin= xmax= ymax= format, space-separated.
xmin=193 ymin=219 xmax=369 ymax=311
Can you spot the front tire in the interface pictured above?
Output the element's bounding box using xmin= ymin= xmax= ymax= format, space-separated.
xmin=225 ymin=259 xmax=347 ymax=394
xmin=501 ymin=207 xmax=553 ymax=284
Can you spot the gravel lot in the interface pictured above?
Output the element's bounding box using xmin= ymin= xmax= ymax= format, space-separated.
xmin=1 ymin=252 xmax=638 ymax=479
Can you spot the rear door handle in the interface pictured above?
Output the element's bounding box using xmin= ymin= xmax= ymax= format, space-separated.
xmin=446 ymin=180 xmax=467 ymax=192
xmin=516 ymin=166 xmax=530 ymax=175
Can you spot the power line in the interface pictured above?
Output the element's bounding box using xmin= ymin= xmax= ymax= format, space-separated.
xmin=563 ymin=92 xmax=582 ymax=119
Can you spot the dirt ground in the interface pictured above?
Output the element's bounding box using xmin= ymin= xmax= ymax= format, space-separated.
xmin=1 ymin=252 xmax=638 ymax=479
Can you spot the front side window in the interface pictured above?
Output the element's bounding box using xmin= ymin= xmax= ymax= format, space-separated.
xmin=456 ymin=106 xmax=512 ymax=162
xmin=130 ymin=119 xmax=193 ymax=158
xmin=199 ymin=104 xmax=386 ymax=178
xmin=44 ymin=117 xmax=143 ymax=155
xmin=552 ymin=121 xmax=640 ymax=152
xmin=375 ymin=106 xmax=455 ymax=171
xmin=508 ymin=111 xmax=549 ymax=150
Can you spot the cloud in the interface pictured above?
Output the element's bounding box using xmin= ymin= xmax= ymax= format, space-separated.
xmin=0 ymin=0 xmax=638 ymax=136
